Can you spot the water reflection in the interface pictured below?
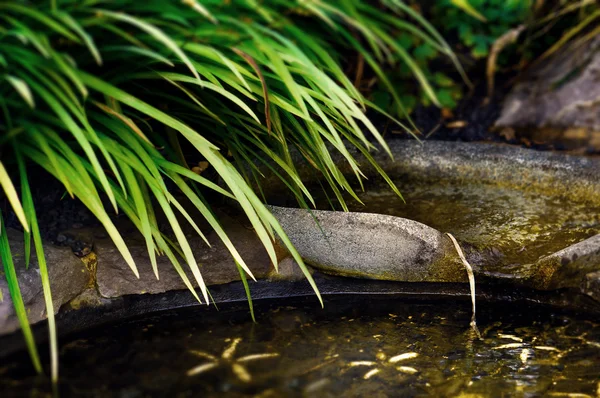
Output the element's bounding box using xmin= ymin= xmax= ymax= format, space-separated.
xmin=2 ymin=297 xmax=599 ymax=397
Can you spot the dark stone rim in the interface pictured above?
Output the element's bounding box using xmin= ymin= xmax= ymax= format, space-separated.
xmin=262 ymin=140 xmax=600 ymax=205
xmin=2 ymin=272 xmax=599 ymax=360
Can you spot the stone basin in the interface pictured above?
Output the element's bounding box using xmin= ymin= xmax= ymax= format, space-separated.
xmin=2 ymin=140 xmax=600 ymax=396
xmin=2 ymin=140 xmax=600 ymax=338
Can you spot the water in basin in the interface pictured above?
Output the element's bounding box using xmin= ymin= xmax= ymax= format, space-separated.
xmin=2 ymin=296 xmax=599 ymax=397
xmin=322 ymin=178 xmax=600 ymax=276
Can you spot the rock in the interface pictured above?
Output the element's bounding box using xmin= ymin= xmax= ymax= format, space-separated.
xmin=583 ymin=271 xmax=600 ymax=302
xmin=65 ymin=287 xmax=111 ymax=311
xmin=269 ymin=206 xmax=466 ymax=282
xmin=0 ymin=228 xmax=90 ymax=336
xmin=268 ymin=205 xmax=600 ymax=305
xmin=532 ymin=234 xmax=600 ymax=294
xmin=268 ymin=257 xmax=311 ymax=282
xmin=95 ymin=212 xmax=273 ymax=298
xmin=495 ymin=34 xmax=600 ymax=151
xmin=54 ymin=228 xmax=95 ymax=257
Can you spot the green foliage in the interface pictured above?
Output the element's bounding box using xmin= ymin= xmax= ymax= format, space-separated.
xmin=372 ymin=34 xmax=465 ymax=111
xmin=0 ymin=0 xmax=459 ymax=384
xmin=0 ymin=209 xmax=42 ymax=375
xmin=436 ymin=0 xmax=531 ymax=59
xmin=372 ymin=0 xmax=599 ymax=115
xmin=368 ymin=9 xmax=472 ymax=114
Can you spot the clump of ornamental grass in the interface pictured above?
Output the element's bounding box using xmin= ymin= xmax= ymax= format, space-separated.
xmin=0 ymin=0 xmax=463 ymax=385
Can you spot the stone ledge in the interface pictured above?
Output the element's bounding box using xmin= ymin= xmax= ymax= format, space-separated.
xmin=0 ymin=229 xmax=90 ymax=336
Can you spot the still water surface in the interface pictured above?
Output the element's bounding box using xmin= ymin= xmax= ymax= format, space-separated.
xmin=2 ymin=297 xmax=599 ymax=397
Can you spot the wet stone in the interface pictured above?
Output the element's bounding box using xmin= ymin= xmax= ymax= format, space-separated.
xmin=583 ymin=271 xmax=600 ymax=301
xmin=94 ymin=212 xmax=273 ymax=298
xmin=267 ymin=257 xmax=308 ymax=282
xmin=0 ymin=228 xmax=90 ymax=336
xmin=534 ymin=234 xmax=600 ymax=292
xmin=269 ymin=206 xmax=466 ymax=283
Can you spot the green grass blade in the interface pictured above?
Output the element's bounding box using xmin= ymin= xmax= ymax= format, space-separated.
xmin=119 ymin=162 xmax=158 ymax=278
xmin=0 ymin=209 xmax=41 ymax=373
xmin=0 ymin=161 xmax=29 ymax=232
xmin=16 ymin=149 xmax=59 ymax=384
xmin=235 ymin=261 xmax=256 ymax=323
xmin=5 ymin=75 xmax=35 ymax=108
xmin=79 ymin=72 xmax=275 ymax=275
xmin=95 ymin=9 xmax=201 ymax=82
xmin=55 ymin=11 xmax=102 ymax=65
xmin=21 ymin=77 xmax=119 ymax=211
xmin=0 ymin=3 xmax=80 ymax=42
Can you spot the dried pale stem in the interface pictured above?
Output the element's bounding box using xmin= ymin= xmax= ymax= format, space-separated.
xmin=446 ymin=232 xmax=482 ymax=339
xmin=486 ymin=25 xmax=526 ymax=101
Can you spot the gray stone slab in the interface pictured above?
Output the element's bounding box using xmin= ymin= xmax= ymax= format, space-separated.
xmin=95 ymin=212 xmax=273 ymax=298
xmin=532 ymin=234 xmax=600 ymax=294
xmin=269 ymin=206 xmax=466 ymax=282
xmin=0 ymin=228 xmax=89 ymax=336
xmin=495 ymin=34 xmax=600 ymax=150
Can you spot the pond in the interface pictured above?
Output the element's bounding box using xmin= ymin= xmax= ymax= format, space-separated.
xmin=2 ymin=296 xmax=599 ymax=397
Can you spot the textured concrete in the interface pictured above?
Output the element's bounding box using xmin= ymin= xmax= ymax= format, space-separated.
xmin=269 ymin=206 xmax=466 ymax=282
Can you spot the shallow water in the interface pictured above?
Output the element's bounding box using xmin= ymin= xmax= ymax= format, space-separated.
xmin=339 ymin=178 xmax=600 ymax=275
xmin=2 ymin=297 xmax=599 ymax=397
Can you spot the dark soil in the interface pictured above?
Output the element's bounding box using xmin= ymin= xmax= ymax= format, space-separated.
xmin=1 ymin=169 xmax=103 ymax=257
xmin=383 ymin=73 xmax=557 ymax=152
xmin=3 ymin=173 xmax=97 ymax=239
xmin=411 ymin=86 xmax=505 ymax=143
